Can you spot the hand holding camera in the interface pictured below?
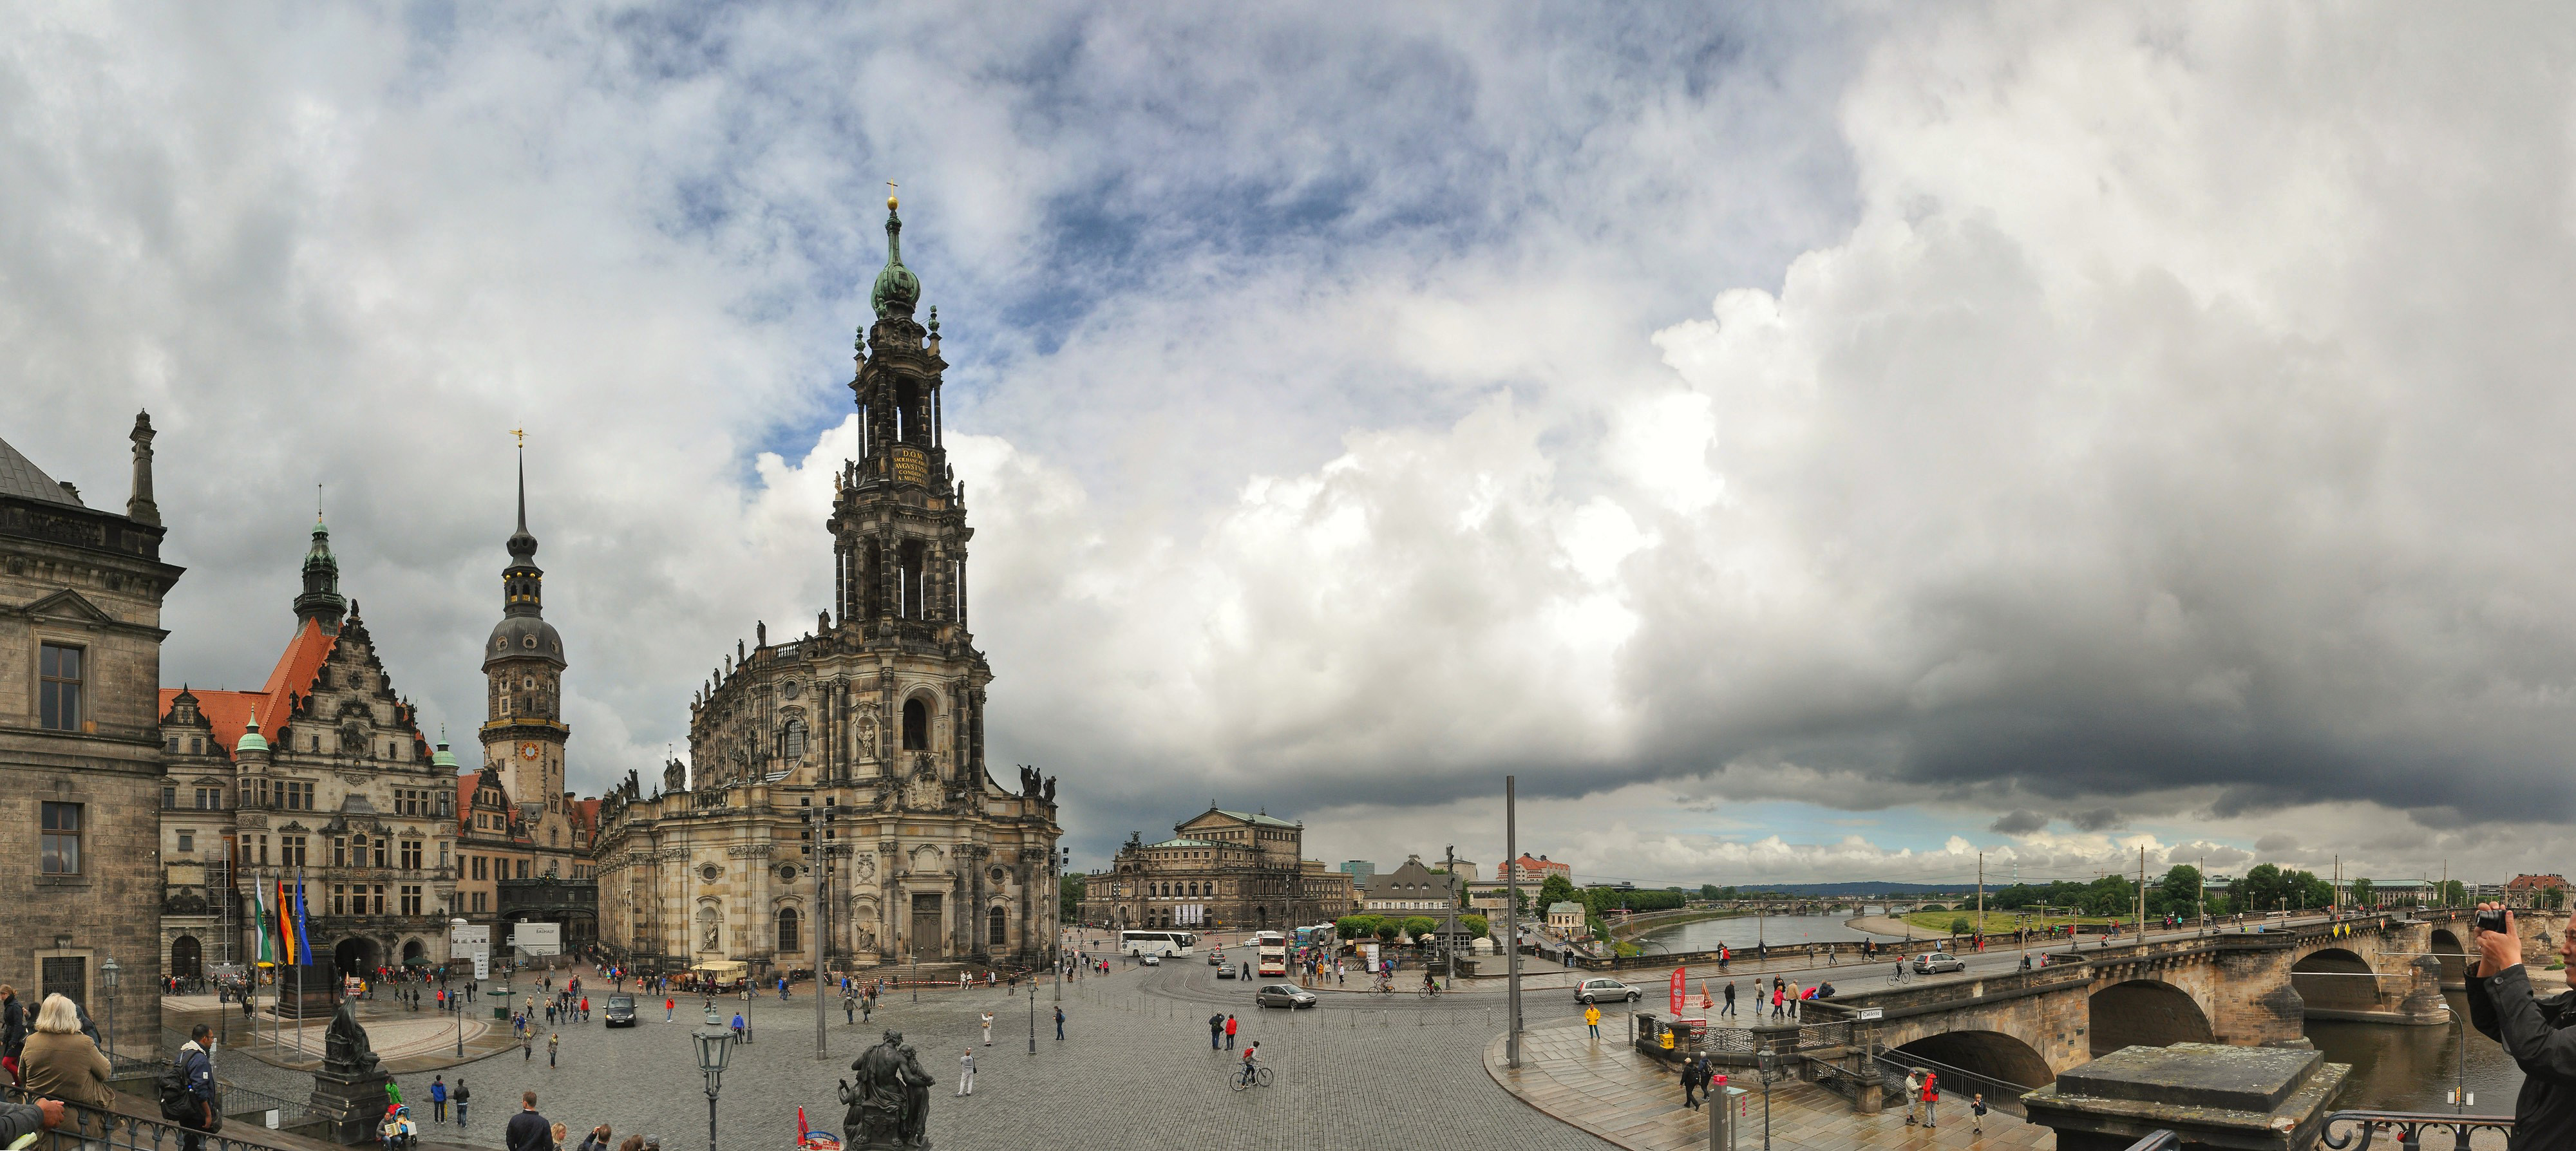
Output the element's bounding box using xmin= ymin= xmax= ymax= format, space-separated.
xmin=2474 ymin=902 xmax=2522 ymax=976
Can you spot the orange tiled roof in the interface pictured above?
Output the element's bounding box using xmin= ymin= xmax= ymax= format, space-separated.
xmin=157 ymin=618 xmax=339 ymax=753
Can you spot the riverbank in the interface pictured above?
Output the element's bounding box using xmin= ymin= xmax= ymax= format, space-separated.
xmin=1609 ymin=908 xmax=1747 ymax=940
xmin=1842 ymin=914 xmax=1921 ymax=939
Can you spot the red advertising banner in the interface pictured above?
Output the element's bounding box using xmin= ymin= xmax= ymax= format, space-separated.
xmin=1669 ymin=966 xmax=1687 ymax=1015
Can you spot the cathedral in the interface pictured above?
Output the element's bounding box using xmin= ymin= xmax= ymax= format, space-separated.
xmin=593 ymin=196 xmax=1063 ymax=976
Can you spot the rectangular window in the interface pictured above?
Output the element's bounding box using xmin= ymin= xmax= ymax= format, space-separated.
xmin=176 ymin=831 xmax=194 ymax=852
xmin=162 ymin=786 xmax=176 ymax=809
xmin=37 ymin=644 xmax=82 ymax=731
xmin=372 ymin=885 xmax=384 ymax=915
xmin=438 ymin=842 xmax=449 ymax=868
xmin=283 ymin=835 xmax=306 ymax=867
xmin=259 ymin=835 xmax=270 ymax=865
xmin=471 ymin=857 xmax=486 ymax=881
xmin=471 ymin=891 xmax=487 ymax=912
xmin=333 ymin=838 xmax=347 ymax=867
xmin=39 ymin=802 xmax=80 ymax=874
xmin=40 ymin=957 xmax=84 ymax=1015
xmin=373 ymin=839 xmax=386 ymax=868
xmin=516 ymin=859 xmax=529 ymax=880
xmin=401 ymin=841 xmax=421 ymax=870
xmin=401 ymin=886 xmax=421 ymax=916
xmin=332 ymin=886 xmax=346 ymax=915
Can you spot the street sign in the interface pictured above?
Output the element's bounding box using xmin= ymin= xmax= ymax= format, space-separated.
xmin=473 ymin=950 xmax=489 ymax=980
xmin=1856 ymin=1007 xmax=1884 ymax=1020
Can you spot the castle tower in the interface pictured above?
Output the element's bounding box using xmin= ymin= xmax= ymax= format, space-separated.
xmin=480 ymin=447 xmax=572 ymax=841
xmin=293 ymin=509 xmax=348 ymax=635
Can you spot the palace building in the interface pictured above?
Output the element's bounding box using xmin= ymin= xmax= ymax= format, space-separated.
xmin=592 ymin=196 xmax=1062 ymax=976
xmin=1079 ymin=808 xmax=1358 ymax=931
xmin=3 ymin=416 xmax=179 ymax=1057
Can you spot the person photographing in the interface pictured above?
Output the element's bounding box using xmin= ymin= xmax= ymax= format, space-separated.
xmin=2467 ymin=902 xmax=2576 ymax=1146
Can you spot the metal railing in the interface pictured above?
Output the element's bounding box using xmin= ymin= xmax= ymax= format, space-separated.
xmin=2319 ymin=1110 xmax=2515 ymax=1149
xmin=1871 ymin=1051 xmax=2041 ymax=1118
xmin=2 ymin=1083 xmax=311 ymax=1151
xmin=2121 ymin=1133 xmax=2182 ymax=1151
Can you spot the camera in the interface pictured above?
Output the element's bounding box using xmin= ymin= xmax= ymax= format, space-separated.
xmin=2477 ymin=908 xmax=2509 ymax=936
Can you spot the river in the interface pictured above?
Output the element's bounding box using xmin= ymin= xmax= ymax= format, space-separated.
xmin=1632 ymin=910 xmax=1899 ymax=952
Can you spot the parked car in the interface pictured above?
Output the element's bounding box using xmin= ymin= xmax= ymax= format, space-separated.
xmin=603 ymin=995 xmax=637 ymax=1027
xmin=1255 ymin=984 xmax=1318 ymax=1009
xmin=1141 ymin=953 xmax=1161 ymax=966
xmin=1911 ymin=952 xmax=1967 ymax=975
xmin=1575 ymin=978 xmax=1642 ymax=1004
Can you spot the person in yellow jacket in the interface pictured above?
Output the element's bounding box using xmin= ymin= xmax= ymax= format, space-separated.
xmin=1584 ymin=1004 xmax=1602 ymax=1039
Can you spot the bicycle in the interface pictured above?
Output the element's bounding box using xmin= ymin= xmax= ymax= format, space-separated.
xmin=1888 ymin=962 xmax=1915 ymax=985
xmin=1229 ymin=1064 xmax=1274 ymax=1091
xmin=1417 ymin=984 xmax=1441 ymax=1000
xmin=1369 ymin=981 xmax=1396 ymax=997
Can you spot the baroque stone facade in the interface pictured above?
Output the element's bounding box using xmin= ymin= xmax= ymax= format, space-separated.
xmin=0 ymin=416 xmax=178 ymax=1057
xmin=594 ymin=198 xmax=1061 ymax=975
xmin=1079 ymin=808 xmax=1357 ymax=931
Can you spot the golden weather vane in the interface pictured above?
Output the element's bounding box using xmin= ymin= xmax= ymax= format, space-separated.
xmin=511 ymin=427 xmax=526 ymax=447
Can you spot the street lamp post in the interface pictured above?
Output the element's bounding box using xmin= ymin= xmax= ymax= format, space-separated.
xmin=692 ymin=1015 xmax=734 ymax=1151
xmin=1754 ymin=1045 xmax=1785 ymax=1151
xmin=450 ymin=919 xmax=468 ymax=1056
xmin=99 ymin=957 xmax=120 ymax=1064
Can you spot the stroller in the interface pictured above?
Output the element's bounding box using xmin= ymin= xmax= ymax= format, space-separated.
xmin=795 ymin=1107 xmax=840 ymax=1151
xmin=378 ymin=1105 xmax=419 ymax=1151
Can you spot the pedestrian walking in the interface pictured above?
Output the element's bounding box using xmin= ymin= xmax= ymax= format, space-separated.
xmin=1054 ymin=1006 xmax=1065 ymax=1040
xmin=430 ymin=1076 xmax=448 ymax=1123
xmin=1584 ymin=1004 xmax=1601 ymax=1039
xmin=862 ymin=995 xmax=873 ymax=1024
xmin=663 ymin=998 xmax=674 ymax=1022
xmin=1721 ymin=981 xmax=1736 ymax=1017
xmin=547 ymin=1033 xmax=558 ymax=1067
xmin=1971 ymin=1092 xmax=1987 ymax=1136
xmin=955 ymin=1051 xmax=975 ymax=1097
xmin=453 ymin=1081 xmax=471 ymax=1129
xmin=980 ymin=1011 xmax=994 ymax=1046
xmin=522 ymin=1032 xmax=533 ymax=1062
xmin=1224 ymin=1014 xmax=1238 ymax=1050
xmin=1681 ymin=1053 xmax=1707 ymax=1110
xmin=1208 ymin=1012 xmax=1224 ymax=1051
xmin=844 ymin=993 xmax=857 ymax=1025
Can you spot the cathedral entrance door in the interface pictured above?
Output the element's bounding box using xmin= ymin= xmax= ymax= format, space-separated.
xmin=910 ymin=894 xmax=943 ymax=959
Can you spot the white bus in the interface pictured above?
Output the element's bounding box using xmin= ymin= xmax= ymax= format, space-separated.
xmin=1121 ymin=930 xmax=1199 ymax=957
xmin=1253 ymin=930 xmax=1289 ymax=977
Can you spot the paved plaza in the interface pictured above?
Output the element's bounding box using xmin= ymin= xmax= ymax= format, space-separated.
xmin=186 ymin=960 xmax=1611 ymax=1151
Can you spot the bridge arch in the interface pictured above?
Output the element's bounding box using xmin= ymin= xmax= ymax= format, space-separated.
xmin=2088 ymin=978 xmax=2215 ymax=1056
xmin=2429 ymin=930 xmax=2468 ymax=987
xmin=1888 ymin=1029 xmax=2052 ymax=1092
xmin=2291 ymin=947 xmax=2380 ymax=1013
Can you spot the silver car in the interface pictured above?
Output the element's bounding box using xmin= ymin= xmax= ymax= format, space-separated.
xmin=1575 ymin=977 xmax=1642 ymax=1004
xmin=1910 ymin=952 xmax=1967 ymax=975
xmin=1255 ymin=983 xmax=1318 ymax=1009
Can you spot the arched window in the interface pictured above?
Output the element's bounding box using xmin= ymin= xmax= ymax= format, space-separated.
xmin=782 ymin=719 xmax=807 ymax=760
xmin=898 ymin=541 xmax=925 ymax=617
xmin=778 ymin=907 xmax=800 ymax=953
xmin=902 ymin=700 xmax=928 ymax=750
xmin=988 ymin=905 xmax=1008 ymax=946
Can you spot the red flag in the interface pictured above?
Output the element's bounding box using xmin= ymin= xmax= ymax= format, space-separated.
xmin=1669 ymin=966 xmax=1687 ymax=1015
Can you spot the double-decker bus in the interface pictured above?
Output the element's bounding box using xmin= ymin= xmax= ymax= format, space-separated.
xmin=1253 ymin=930 xmax=1289 ymax=978
xmin=1120 ymin=930 xmax=1198 ymax=957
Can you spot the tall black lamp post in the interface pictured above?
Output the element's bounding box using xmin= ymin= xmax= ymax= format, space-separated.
xmin=1754 ymin=1045 xmax=1786 ymax=1151
xmin=693 ymin=1010 xmax=734 ymax=1151
xmin=99 ymin=956 xmax=121 ymax=1063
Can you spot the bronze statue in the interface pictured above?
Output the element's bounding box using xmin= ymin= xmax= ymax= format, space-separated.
xmin=323 ymin=996 xmax=379 ymax=1075
xmin=842 ymin=1029 xmax=935 ymax=1148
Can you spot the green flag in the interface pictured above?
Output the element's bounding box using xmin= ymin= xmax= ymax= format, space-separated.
xmin=254 ymin=875 xmax=272 ymax=965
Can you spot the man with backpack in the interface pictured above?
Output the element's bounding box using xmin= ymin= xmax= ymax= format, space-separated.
xmin=160 ymin=1024 xmax=220 ymax=1151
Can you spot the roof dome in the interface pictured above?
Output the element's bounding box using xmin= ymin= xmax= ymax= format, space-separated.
xmin=484 ymin=615 xmax=566 ymax=669
xmin=870 ymin=199 xmax=921 ymax=318
xmin=234 ymin=720 xmax=268 ymax=753
xmin=432 ymin=741 xmax=458 ymax=769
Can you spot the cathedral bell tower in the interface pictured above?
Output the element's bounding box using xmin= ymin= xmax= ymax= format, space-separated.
xmin=480 ymin=447 xmax=572 ymax=834
xmin=819 ymin=192 xmax=989 ymax=787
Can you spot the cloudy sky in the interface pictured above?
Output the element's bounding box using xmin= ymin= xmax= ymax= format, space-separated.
xmin=10 ymin=3 xmax=2576 ymax=887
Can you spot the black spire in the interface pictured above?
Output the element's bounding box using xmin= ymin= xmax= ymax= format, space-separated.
xmin=507 ymin=444 xmax=538 ymax=563
xmin=502 ymin=442 xmax=544 ymax=618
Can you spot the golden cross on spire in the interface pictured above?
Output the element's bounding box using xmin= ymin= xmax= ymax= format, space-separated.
xmin=887 ymin=181 xmax=898 ymax=211
xmin=511 ymin=427 xmax=526 ymax=447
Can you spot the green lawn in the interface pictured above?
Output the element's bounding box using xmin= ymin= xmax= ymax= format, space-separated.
xmin=1898 ymin=909 xmax=2116 ymax=933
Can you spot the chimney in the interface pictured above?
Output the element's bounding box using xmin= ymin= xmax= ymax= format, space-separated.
xmin=128 ymin=411 xmax=160 ymax=525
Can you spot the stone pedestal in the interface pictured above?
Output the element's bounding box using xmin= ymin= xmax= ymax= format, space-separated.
xmin=307 ymin=1067 xmax=394 ymax=1145
xmin=2022 ymin=1042 xmax=2349 ymax=1151
xmin=274 ymin=978 xmax=339 ymax=1020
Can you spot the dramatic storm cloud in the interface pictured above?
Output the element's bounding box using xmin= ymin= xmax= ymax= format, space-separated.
xmin=6 ymin=4 xmax=2574 ymax=883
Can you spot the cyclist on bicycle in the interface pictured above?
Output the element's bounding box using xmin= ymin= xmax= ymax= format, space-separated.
xmin=1238 ymin=1042 xmax=1262 ymax=1083
xmin=1421 ymin=969 xmax=1439 ymax=995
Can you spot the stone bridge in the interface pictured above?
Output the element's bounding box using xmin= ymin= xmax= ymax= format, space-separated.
xmin=1806 ymin=913 xmax=2458 ymax=1090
